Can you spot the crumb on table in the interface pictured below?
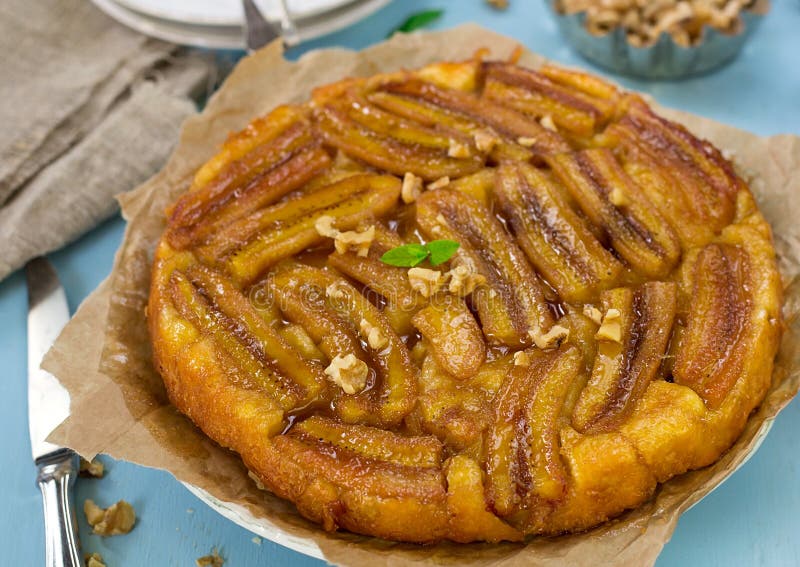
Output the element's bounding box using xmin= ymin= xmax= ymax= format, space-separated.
xmin=84 ymin=499 xmax=136 ymax=536
xmin=196 ymin=548 xmax=225 ymax=567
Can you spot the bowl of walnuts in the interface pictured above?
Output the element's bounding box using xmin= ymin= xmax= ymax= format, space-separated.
xmin=548 ymin=0 xmax=770 ymax=79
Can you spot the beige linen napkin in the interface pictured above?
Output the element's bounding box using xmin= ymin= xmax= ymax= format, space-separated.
xmin=0 ymin=0 xmax=210 ymax=280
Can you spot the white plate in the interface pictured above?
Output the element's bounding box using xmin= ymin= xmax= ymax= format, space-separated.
xmin=114 ymin=0 xmax=351 ymax=27
xmin=182 ymin=483 xmax=325 ymax=560
xmin=182 ymin=419 xmax=775 ymax=560
xmin=91 ymin=0 xmax=391 ymax=49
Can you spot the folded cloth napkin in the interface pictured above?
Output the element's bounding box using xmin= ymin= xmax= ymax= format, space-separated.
xmin=0 ymin=0 xmax=211 ymax=280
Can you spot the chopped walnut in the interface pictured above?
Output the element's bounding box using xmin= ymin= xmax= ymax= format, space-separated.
xmin=448 ymin=138 xmax=473 ymax=158
xmin=325 ymin=282 xmax=347 ymax=300
xmin=196 ymin=548 xmax=225 ymax=567
xmin=360 ymin=318 xmax=388 ymax=350
xmin=516 ymin=136 xmax=537 ymax=147
xmin=314 ymin=215 xmax=339 ymax=238
xmin=446 ymin=265 xmax=486 ymax=296
xmin=324 ymin=354 xmax=369 ymax=394
xmin=596 ymin=308 xmax=623 ymax=343
xmin=473 ymin=129 xmax=499 ymax=153
xmin=608 ymin=186 xmax=629 ymax=207
xmin=79 ymin=457 xmax=104 ymax=478
xmin=486 ymin=0 xmax=509 ymax=9
xmin=401 ymin=172 xmax=423 ymax=204
xmin=427 ymin=176 xmax=451 ymax=190
xmin=408 ymin=267 xmax=446 ymax=298
xmin=513 ymin=350 xmax=530 ymax=367
xmin=529 ymin=323 xmax=570 ymax=350
xmin=248 ymin=470 xmax=267 ymax=491
xmin=84 ymin=500 xmax=136 ymax=536
xmin=436 ymin=213 xmax=448 ymax=226
xmin=540 ymin=114 xmax=557 ymax=132
xmin=334 ymin=225 xmax=375 ymax=257
xmin=582 ymin=305 xmax=603 ymax=325
xmin=85 ymin=553 xmax=106 ymax=567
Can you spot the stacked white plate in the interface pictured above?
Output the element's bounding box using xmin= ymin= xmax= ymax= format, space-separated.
xmin=91 ymin=0 xmax=392 ymax=49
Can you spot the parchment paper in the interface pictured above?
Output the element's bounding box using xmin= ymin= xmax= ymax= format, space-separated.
xmin=43 ymin=24 xmax=800 ymax=567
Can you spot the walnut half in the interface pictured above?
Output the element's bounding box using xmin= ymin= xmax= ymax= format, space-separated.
xmin=324 ymin=353 xmax=369 ymax=394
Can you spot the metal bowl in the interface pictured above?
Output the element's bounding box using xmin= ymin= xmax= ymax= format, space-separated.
xmin=546 ymin=0 xmax=769 ymax=79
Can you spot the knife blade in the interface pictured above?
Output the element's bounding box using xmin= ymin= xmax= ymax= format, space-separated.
xmin=27 ymin=257 xmax=71 ymax=461
xmin=26 ymin=257 xmax=82 ymax=567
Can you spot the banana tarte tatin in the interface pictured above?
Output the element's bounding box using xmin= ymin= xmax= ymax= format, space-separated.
xmin=148 ymin=54 xmax=782 ymax=543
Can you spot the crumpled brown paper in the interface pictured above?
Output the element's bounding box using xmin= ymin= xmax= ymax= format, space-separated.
xmin=42 ymin=24 xmax=800 ymax=567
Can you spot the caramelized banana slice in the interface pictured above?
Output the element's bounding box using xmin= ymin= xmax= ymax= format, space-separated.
xmin=495 ymin=162 xmax=622 ymax=302
xmin=412 ymin=296 xmax=486 ymax=379
xmin=615 ymin=146 xmax=714 ymax=248
xmin=314 ymin=97 xmax=484 ymax=181
xmin=673 ymin=242 xmax=763 ymax=409
xmin=486 ymin=347 xmax=583 ymax=518
xmin=269 ymin=264 xmax=417 ymax=426
xmin=328 ymin=225 xmax=425 ymax=335
xmin=258 ymin=417 xmax=448 ymax=541
xmin=482 ymin=62 xmax=617 ymax=138
xmin=293 ymin=416 xmax=443 ymax=467
xmin=168 ymin=266 xmax=326 ymax=411
xmin=417 ymin=188 xmax=553 ymax=346
xmin=602 ymin=96 xmax=741 ymax=231
xmin=379 ymin=78 xmax=570 ymax=156
xmin=445 ymin=455 xmax=523 ymax=543
xmin=169 ymin=109 xmax=320 ymax=243
xmin=412 ymin=355 xmax=491 ymax=451
xmin=198 ymin=174 xmax=400 ymax=285
xmin=572 ymin=282 xmax=677 ymax=433
xmin=548 ymin=149 xmax=681 ymax=279
xmin=169 ymin=146 xmax=331 ymax=249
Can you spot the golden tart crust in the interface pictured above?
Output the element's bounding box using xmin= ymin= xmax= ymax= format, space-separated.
xmin=148 ymin=56 xmax=782 ymax=543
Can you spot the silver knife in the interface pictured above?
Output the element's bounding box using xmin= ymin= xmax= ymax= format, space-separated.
xmin=26 ymin=257 xmax=82 ymax=567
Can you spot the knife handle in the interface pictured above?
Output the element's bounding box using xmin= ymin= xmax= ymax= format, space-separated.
xmin=37 ymin=450 xmax=83 ymax=567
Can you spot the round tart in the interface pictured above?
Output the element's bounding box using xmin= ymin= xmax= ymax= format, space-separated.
xmin=148 ymin=55 xmax=782 ymax=543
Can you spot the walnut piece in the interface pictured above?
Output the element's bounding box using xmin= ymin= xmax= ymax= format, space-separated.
xmin=314 ymin=215 xmax=339 ymax=238
xmin=473 ymin=129 xmax=499 ymax=153
xmin=196 ymin=548 xmax=225 ymax=567
xmin=486 ymin=0 xmax=509 ymax=9
xmin=427 ymin=176 xmax=451 ymax=190
xmin=360 ymin=318 xmax=388 ymax=350
xmin=513 ymin=350 xmax=531 ymax=367
xmin=608 ymin=186 xmax=629 ymax=207
xmin=84 ymin=499 xmax=136 ymax=536
xmin=334 ymin=225 xmax=375 ymax=257
xmin=596 ymin=308 xmax=623 ymax=342
xmin=325 ymin=282 xmax=347 ymax=300
xmin=79 ymin=457 xmax=104 ymax=478
xmin=540 ymin=114 xmax=557 ymax=132
xmin=324 ymin=354 xmax=369 ymax=394
xmin=446 ymin=265 xmax=486 ymax=296
xmin=401 ymin=172 xmax=424 ymax=204
xmin=315 ymin=215 xmax=375 ymax=257
xmin=529 ymin=323 xmax=570 ymax=350
xmin=408 ymin=267 xmax=446 ymax=298
xmin=448 ymin=138 xmax=473 ymax=158
xmin=582 ymin=305 xmax=603 ymax=325
xmin=85 ymin=553 xmax=106 ymax=567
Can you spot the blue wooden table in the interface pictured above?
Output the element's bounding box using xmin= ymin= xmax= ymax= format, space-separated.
xmin=3 ymin=1 xmax=799 ymax=565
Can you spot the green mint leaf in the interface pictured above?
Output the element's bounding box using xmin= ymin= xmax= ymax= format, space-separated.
xmin=380 ymin=243 xmax=430 ymax=267
xmin=388 ymin=9 xmax=444 ymax=37
xmin=427 ymin=240 xmax=460 ymax=266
